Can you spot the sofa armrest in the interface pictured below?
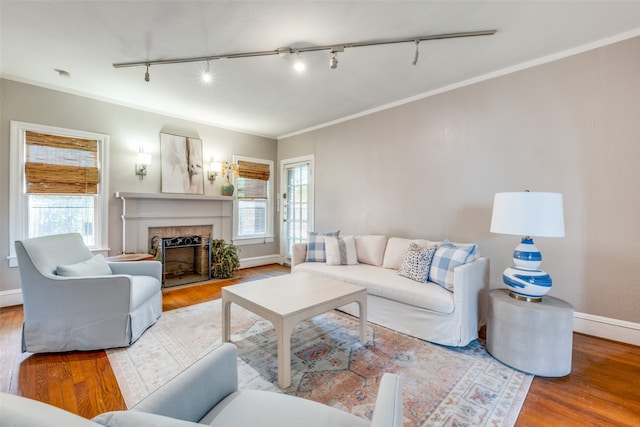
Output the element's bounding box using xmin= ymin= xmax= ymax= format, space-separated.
xmin=370 ymin=373 xmax=402 ymax=427
xmin=451 ymin=256 xmax=490 ymax=344
xmin=131 ymin=343 xmax=239 ymax=423
xmin=108 ymin=260 xmax=162 ymax=282
xmin=291 ymin=243 xmax=308 ymax=268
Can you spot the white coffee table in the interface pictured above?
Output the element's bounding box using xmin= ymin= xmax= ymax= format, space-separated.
xmin=222 ymin=272 xmax=367 ymax=388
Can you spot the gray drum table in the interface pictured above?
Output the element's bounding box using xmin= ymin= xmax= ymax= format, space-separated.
xmin=487 ymin=289 xmax=573 ymax=377
xmin=222 ymin=272 xmax=367 ymax=388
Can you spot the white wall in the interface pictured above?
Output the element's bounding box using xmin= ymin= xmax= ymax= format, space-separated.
xmin=0 ymin=80 xmax=279 ymax=299
xmin=278 ymin=36 xmax=640 ymax=327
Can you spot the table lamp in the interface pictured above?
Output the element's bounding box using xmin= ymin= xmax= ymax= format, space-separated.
xmin=490 ymin=191 xmax=565 ymax=302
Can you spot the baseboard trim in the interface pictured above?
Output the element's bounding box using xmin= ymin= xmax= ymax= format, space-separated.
xmin=573 ymin=311 xmax=640 ymax=347
xmin=239 ymin=254 xmax=283 ymax=269
xmin=2 ymin=281 xmax=638 ymax=347
xmin=0 ymin=288 xmax=23 ymax=308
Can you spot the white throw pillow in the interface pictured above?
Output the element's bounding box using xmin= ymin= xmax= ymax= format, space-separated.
xmin=354 ymin=235 xmax=388 ymax=266
xmin=383 ymin=238 xmax=439 ymax=270
xmin=56 ymin=254 xmax=113 ymax=277
xmin=325 ymin=236 xmax=358 ymax=266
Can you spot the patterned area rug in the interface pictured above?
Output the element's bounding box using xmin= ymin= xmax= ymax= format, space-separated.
xmin=107 ymin=299 xmax=532 ymax=426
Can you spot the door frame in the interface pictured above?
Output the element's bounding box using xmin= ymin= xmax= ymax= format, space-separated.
xmin=279 ymin=155 xmax=314 ymax=265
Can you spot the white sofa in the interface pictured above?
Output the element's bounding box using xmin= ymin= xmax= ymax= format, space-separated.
xmin=292 ymin=235 xmax=490 ymax=347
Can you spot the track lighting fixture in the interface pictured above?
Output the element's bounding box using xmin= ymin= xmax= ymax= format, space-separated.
xmin=114 ymin=30 xmax=497 ymax=78
xmin=412 ymin=40 xmax=420 ymax=66
xmin=202 ymin=60 xmax=212 ymax=84
xmin=329 ymin=46 xmax=343 ymax=70
xmin=329 ymin=52 xmax=338 ymax=69
xmin=293 ymin=52 xmax=305 ymax=72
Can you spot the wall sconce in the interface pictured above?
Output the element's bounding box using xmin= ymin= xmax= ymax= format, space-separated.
xmin=208 ymin=157 xmax=221 ymax=183
xmin=135 ymin=148 xmax=151 ymax=180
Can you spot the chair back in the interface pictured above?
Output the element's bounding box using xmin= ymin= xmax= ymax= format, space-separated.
xmin=15 ymin=233 xmax=93 ymax=278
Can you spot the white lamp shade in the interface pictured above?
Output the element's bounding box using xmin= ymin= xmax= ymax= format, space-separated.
xmin=490 ymin=192 xmax=565 ymax=237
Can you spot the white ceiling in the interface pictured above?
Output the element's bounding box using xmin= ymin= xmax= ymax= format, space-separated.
xmin=2 ymin=1 xmax=640 ymax=139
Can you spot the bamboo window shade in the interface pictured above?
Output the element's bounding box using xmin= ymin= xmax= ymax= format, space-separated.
xmin=236 ymin=160 xmax=270 ymax=199
xmin=25 ymin=131 xmax=99 ymax=194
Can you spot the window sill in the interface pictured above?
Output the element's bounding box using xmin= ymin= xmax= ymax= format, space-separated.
xmin=232 ymin=235 xmax=275 ymax=246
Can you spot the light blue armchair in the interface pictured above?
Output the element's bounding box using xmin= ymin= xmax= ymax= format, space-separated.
xmin=0 ymin=343 xmax=403 ymax=427
xmin=14 ymin=233 xmax=162 ymax=353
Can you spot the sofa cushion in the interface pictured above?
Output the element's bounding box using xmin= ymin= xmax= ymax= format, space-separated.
xmin=305 ymin=231 xmax=340 ymax=262
xmin=382 ymin=238 xmax=438 ymax=270
xmin=429 ymin=241 xmax=477 ymax=290
xmin=325 ymin=236 xmax=358 ymax=266
xmin=354 ymin=235 xmax=387 ymax=266
xmin=293 ymin=263 xmax=455 ymax=314
xmin=398 ymin=243 xmax=437 ymax=282
xmin=56 ymin=254 xmax=113 ymax=277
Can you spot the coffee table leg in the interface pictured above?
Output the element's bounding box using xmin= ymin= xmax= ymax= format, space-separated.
xmin=275 ymin=319 xmax=293 ymax=388
xmin=222 ymin=297 xmax=232 ymax=342
xmin=357 ymin=297 xmax=367 ymax=345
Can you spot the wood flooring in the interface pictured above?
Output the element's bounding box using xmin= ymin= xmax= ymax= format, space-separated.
xmin=1 ymin=264 xmax=639 ymax=425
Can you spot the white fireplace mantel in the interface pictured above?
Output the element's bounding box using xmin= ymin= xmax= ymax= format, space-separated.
xmin=115 ymin=192 xmax=234 ymax=254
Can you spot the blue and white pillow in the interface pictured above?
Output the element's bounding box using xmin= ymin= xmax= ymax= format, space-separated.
xmin=398 ymin=243 xmax=437 ymax=283
xmin=428 ymin=241 xmax=477 ymax=290
xmin=305 ymin=231 xmax=340 ymax=262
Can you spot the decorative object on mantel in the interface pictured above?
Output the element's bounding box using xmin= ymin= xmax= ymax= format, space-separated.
xmin=160 ymin=133 xmax=204 ymax=195
xmin=210 ymin=239 xmax=240 ymax=278
xmin=490 ymin=190 xmax=565 ymax=302
xmin=221 ymin=161 xmax=237 ymax=196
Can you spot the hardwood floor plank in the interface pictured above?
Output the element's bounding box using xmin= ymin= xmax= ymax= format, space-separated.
xmin=1 ymin=264 xmax=639 ymax=425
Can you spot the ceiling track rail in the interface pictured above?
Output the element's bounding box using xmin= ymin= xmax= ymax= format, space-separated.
xmin=112 ymin=30 xmax=497 ymax=68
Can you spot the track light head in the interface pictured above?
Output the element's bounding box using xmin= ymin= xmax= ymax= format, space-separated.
xmin=201 ymin=60 xmax=213 ymax=84
xmin=144 ymin=64 xmax=150 ymax=82
xmin=329 ymin=52 xmax=338 ymax=69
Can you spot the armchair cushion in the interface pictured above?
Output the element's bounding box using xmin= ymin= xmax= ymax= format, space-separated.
xmin=56 ymin=254 xmax=112 ymax=277
xmin=94 ymin=411 xmax=202 ymax=427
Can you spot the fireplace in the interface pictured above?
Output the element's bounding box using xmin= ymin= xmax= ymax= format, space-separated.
xmin=149 ymin=225 xmax=213 ymax=288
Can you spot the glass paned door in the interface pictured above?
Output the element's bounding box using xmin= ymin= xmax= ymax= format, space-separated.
xmin=281 ymin=157 xmax=313 ymax=264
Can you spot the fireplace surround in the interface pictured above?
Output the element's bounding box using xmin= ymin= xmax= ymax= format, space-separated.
xmin=115 ymin=192 xmax=233 ymax=286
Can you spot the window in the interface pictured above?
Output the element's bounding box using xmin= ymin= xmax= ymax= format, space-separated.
xmin=9 ymin=122 xmax=109 ymax=267
xmin=232 ymin=156 xmax=274 ymax=245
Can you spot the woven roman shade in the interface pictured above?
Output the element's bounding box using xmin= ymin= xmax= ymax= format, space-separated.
xmin=237 ymin=160 xmax=270 ymax=199
xmin=237 ymin=160 xmax=270 ymax=181
xmin=25 ymin=131 xmax=99 ymax=194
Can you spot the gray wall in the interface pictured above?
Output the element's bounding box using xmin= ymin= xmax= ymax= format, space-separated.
xmin=0 ymin=79 xmax=278 ymax=295
xmin=278 ymin=36 xmax=640 ymax=323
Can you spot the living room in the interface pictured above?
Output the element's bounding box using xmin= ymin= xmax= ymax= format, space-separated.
xmin=1 ymin=1 xmax=639 ymax=426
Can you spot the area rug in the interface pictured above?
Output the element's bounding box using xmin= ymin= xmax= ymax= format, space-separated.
xmin=107 ymin=300 xmax=532 ymax=426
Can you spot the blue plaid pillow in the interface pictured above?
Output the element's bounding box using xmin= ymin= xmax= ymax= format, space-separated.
xmin=428 ymin=241 xmax=477 ymax=290
xmin=305 ymin=231 xmax=340 ymax=262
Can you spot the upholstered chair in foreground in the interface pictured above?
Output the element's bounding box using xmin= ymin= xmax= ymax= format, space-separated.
xmin=0 ymin=343 xmax=403 ymax=427
xmin=15 ymin=233 xmax=162 ymax=353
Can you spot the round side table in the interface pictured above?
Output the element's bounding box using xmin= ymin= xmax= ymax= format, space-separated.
xmin=487 ymin=289 xmax=573 ymax=377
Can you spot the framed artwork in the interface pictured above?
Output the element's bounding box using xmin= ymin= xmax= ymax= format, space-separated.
xmin=160 ymin=133 xmax=204 ymax=195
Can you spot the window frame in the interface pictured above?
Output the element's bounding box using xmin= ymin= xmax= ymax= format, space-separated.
xmin=8 ymin=121 xmax=110 ymax=267
xmin=232 ymin=155 xmax=274 ymax=246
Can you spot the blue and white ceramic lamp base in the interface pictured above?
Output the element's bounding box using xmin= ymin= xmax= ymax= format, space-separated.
xmin=503 ymin=237 xmax=552 ymax=302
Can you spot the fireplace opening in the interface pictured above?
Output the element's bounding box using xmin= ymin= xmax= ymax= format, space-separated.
xmin=159 ymin=235 xmax=211 ymax=288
